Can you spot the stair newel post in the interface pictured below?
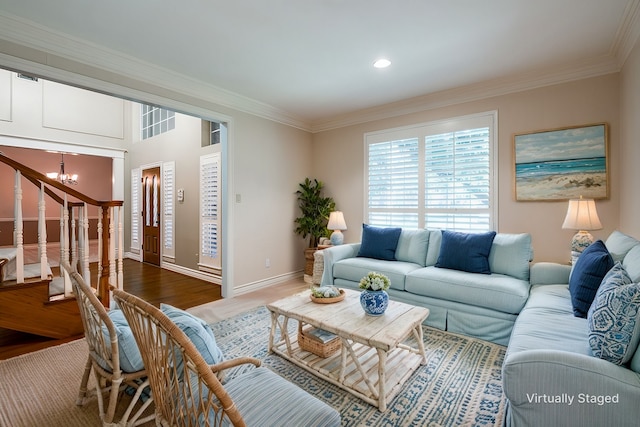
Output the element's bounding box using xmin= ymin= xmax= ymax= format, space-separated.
xmin=109 ymin=205 xmax=116 ymax=291
xmin=117 ymin=205 xmax=124 ymax=291
xmin=38 ymin=182 xmax=48 ymax=280
xmin=14 ymin=170 xmax=24 ymax=284
xmin=81 ymin=203 xmax=90 ymax=286
xmin=99 ymin=205 xmax=111 ymax=308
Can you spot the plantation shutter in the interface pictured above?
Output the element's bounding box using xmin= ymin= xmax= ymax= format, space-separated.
xmin=425 ymin=127 xmax=491 ymax=232
xmin=130 ymin=168 xmax=140 ymax=253
xmin=367 ymin=138 xmax=420 ymax=228
xmin=163 ymin=161 xmax=175 ymax=261
xmin=365 ymin=112 xmax=496 ymax=232
xmin=199 ymin=153 xmax=221 ymax=271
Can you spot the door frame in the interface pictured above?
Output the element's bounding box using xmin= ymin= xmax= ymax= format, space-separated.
xmin=139 ymin=161 xmax=163 ymax=266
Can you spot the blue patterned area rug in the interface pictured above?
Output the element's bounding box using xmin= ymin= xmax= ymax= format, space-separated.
xmin=209 ymin=306 xmax=507 ymax=427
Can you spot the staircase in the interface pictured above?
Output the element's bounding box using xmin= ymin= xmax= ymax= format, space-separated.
xmin=0 ymin=152 xmax=123 ymax=340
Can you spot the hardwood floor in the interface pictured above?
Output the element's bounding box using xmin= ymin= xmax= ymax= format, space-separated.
xmin=1 ymin=259 xmax=309 ymax=360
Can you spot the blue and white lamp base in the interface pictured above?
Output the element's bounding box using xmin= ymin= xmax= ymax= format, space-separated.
xmin=330 ymin=230 xmax=344 ymax=245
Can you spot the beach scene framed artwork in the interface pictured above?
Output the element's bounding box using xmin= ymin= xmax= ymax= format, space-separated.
xmin=514 ymin=123 xmax=608 ymax=201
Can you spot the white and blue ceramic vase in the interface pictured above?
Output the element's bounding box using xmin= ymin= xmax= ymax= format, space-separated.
xmin=360 ymin=289 xmax=389 ymax=316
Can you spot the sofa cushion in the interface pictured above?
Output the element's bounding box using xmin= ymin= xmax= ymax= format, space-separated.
xmin=160 ymin=304 xmax=224 ymax=365
xmin=587 ymin=263 xmax=640 ymax=365
xmin=102 ymin=308 xmax=144 ymax=373
xmin=507 ymin=284 xmax=593 ymax=356
xmin=333 ymin=257 xmax=420 ymax=291
xmin=622 ymin=244 xmax=640 ymax=283
xmin=405 ymin=266 xmax=529 ymax=314
xmin=425 ymin=229 xmax=442 ymax=266
xmin=435 ymin=230 xmax=496 ymax=274
xmin=605 ymin=230 xmax=640 ymax=263
xmin=357 ymin=224 xmax=402 ymax=261
xmin=488 ymin=233 xmax=532 ymax=281
xmin=568 ymin=240 xmax=613 ymax=318
xmin=395 ymin=228 xmax=429 ymax=266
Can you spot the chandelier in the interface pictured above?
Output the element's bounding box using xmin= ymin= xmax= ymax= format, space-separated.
xmin=47 ymin=153 xmax=78 ymax=185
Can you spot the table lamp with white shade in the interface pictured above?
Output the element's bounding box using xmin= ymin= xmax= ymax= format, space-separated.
xmin=562 ymin=197 xmax=603 ymax=263
xmin=328 ymin=211 xmax=347 ymax=245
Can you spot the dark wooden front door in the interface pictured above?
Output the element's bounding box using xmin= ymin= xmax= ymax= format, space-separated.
xmin=142 ymin=167 xmax=161 ymax=266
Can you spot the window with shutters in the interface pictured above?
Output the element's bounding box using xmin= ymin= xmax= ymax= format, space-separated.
xmin=199 ymin=153 xmax=221 ymax=272
xmin=365 ymin=111 xmax=497 ymax=233
xmin=163 ymin=161 xmax=175 ymax=261
xmin=130 ymin=168 xmax=141 ymax=252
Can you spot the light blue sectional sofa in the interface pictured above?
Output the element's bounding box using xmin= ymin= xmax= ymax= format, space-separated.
xmin=502 ymin=230 xmax=640 ymax=427
xmin=322 ymin=227 xmax=640 ymax=426
xmin=321 ymin=228 xmax=534 ymax=346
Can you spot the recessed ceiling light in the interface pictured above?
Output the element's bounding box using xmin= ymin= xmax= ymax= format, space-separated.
xmin=373 ymin=58 xmax=391 ymax=69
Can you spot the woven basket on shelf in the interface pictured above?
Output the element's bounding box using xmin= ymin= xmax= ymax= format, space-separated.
xmin=297 ymin=324 xmax=341 ymax=358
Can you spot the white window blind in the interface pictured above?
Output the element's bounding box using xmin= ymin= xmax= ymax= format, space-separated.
xmin=199 ymin=153 xmax=221 ymax=271
xmin=365 ymin=112 xmax=497 ymax=232
xmin=130 ymin=168 xmax=140 ymax=252
xmin=163 ymin=161 xmax=175 ymax=261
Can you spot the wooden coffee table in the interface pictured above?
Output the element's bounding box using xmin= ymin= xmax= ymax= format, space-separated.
xmin=267 ymin=288 xmax=429 ymax=411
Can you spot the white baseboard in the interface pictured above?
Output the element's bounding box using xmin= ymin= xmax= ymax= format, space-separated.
xmin=233 ymin=270 xmax=304 ymax=295
xmin=124 ymin=252 xmax=300 ymax=291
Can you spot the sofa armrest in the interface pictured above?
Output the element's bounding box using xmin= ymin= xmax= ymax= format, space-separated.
xmin=503 ymin=349 xmax=640 ymax=426
xmin=320 ymin=243 xmax=360 ymax=287
xmin=529 ymin=262 xmax=571 ymax=285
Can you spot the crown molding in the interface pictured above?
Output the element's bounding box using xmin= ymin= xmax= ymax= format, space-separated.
xmin=0 ymin=12 xmax=312 ymax=132
xmin=310 ymin=55 xmax=621 ymax=133
xmin=612 ymin=0 xmax=640 ymax=67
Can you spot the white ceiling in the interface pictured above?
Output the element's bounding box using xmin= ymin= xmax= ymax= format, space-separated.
xmin=0 ymin=0 xmax=638 ymax=131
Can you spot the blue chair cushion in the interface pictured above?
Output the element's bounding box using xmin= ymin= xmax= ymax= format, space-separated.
xmin=435 ymin=230 xmax=496 ymax=274
xmin=357 ymin=224 xmax=401 ymax=261
xmin=160 ymin=304 xmax=224 ymax=365
xmin=569 ymin=240 xmax=613 ymax=318
xmin=588 ymin=263 xmax=640 ymax=365
xmin=104 ymin=308 xmax=144 ymax=373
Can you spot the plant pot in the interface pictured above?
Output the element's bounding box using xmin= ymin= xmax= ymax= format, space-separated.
xmin=359 ymin=289 xmax=389 ymax=316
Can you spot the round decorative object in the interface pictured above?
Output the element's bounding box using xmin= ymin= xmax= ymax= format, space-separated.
xmin=310 ymin=289 xmax=346 ymax=304
xmin=359 ymin=289 xmax=389 ymax=316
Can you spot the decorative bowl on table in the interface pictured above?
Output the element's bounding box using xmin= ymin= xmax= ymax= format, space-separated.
xmin=310 ymin=286 xmax=345 ymax=304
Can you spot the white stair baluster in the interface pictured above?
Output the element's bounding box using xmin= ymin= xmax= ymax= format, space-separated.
xmin=14 ymin=171 xmax=24 ymax=284
xmin=38 ymin=182 xmax=48 ymax=280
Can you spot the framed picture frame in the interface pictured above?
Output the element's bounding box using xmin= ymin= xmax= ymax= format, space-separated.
xmin=513 ymin=123 xmax=609 ymax=201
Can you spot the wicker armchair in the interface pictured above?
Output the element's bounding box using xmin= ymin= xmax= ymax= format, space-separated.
xmin=112 ymin=288 xmax=341 ymax=427
xmin=67 ymin=263 xmax=154 ymax=426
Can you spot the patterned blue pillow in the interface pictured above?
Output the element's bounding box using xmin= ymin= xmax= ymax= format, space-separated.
xmin=587 ymin=262 xmax=640 ymax=365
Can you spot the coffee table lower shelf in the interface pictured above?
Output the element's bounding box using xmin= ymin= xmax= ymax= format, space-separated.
xmin=269 ymin=330 xmax=424 ymax=411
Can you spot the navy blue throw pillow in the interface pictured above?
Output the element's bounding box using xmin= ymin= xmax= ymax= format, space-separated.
xmin=435 ymin=230 xmax=497 ymax=274
xmin=357 ymin=224 xmax=402 ymax=261
xmin=569 ymin=240 xmax=614 ymax=318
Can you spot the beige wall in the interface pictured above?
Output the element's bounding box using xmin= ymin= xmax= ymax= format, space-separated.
xmin=620 ymin=37 xmax=640 ymax=236
xmin=312 ymin=74 xmax=621 ymax=264
xmin=230 ymin=111 xmax=312 ymax=288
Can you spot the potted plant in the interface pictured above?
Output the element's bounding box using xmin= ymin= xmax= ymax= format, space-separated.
xmin=358 ymin=272 xmax=390 ymax=316
xmin=294 ymin=178 xmax=335 ymax=275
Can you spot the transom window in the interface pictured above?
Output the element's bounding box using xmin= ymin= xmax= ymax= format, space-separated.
xmin=141 ymin=104 xmax=175 ymax=139
xmin=365 ymin=111 xmax=497 ymax=233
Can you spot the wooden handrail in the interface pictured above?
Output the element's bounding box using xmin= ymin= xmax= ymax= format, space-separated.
xmin=0 ymin=152 xmax=122 ymax=209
